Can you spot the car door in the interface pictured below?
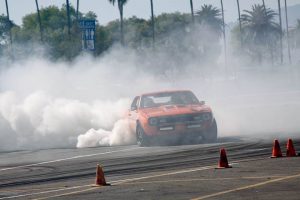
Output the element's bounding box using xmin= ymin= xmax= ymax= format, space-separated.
xmin=128 ymin=96 xmax=140 ymax=132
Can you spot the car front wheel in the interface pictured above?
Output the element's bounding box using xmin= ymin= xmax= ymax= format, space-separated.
xmin=136 ymin=124 xmax=149 ymax=147
xmin=203 ymin=119 xmax=218 ymax=143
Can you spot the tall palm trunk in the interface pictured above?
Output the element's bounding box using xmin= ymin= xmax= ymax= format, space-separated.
xmin=76 ymin=0 xmax=80 ymax=21
xmin=118 ymin=2 xmax=124 ymax=46
xmin=262 ymin=1 xmax=274 ymax=65
xmin=35 ymin=0 xmax=43 ymax=42
xmin=66 ymin=0 xmax=71 ymax=37
xmin=5 ymin=0 xmax=12 ymax=45
xmin=284 ymin=0 xmax=292 ymax=64
xmin=236 ymin=0 xmax=242 ymax=47
xmin=150 ymin=0 xmax=155 ymax=47
xmin=262 ymin=0 xmax=266 ymax=10
xmin=220 ymin=0 xmax=227 ymax=64
xmin=278 ymin=0 xmax=283 ymax=64
xmin=190 ymin=0 xmax=194 ymax=23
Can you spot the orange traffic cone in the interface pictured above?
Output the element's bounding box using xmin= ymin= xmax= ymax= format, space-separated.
xmin=271 ymin=139 xmax=282 ymax=158
xmin=95 ymin=164 xmax=108 ymax=186
xmin=216 ymin=148 xmax=232 ymax=169
xmin=286 ymin=138 xmax=297 ymax=157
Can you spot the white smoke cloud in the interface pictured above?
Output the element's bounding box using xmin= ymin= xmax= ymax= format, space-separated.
xmin=0 ymin=36 xmax=300 ymax=151
xmin=77 ymin=119 xmax=135 ymax=148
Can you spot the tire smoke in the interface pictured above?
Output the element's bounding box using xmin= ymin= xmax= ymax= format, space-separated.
xmin=0 ymin=35 xmax=300 ymax=151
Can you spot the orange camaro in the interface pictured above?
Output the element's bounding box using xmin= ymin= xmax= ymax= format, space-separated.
xmin=128 ymin=90 xmax=217 ymax=146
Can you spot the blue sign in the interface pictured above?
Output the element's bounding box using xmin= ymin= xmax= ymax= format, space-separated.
xmin=79 ymin=20 xmax=96 ymax=51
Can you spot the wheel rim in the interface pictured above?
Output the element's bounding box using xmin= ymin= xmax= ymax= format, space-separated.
xmin=137 ymin=127 xmax=143 ymax=145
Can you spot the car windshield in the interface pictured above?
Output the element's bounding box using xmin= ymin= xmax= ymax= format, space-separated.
xmin=140 ymin=91 xmax=200 ymax=108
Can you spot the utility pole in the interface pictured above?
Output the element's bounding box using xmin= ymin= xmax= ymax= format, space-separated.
xmin=150 ymin=0 xmax=155 ymax=47
xmin=5 ymin=0 xmax=12 ymax=46
xmin=220 ymin=0 xmax=227 ymax=64
xmin=35 ymin=0 xmax=43 ymax=42
xmin=278 ymin=0 xmax=283 ymax=64
xmin=236 ymin=0 xmax=243 ymax=48
xmin=284 ymin=0 xmax=292 ymax=64
xmin=66 ymin=0 xmax=71 ymax=38
xmin=190 ymin=0 xmax=195 ymax=23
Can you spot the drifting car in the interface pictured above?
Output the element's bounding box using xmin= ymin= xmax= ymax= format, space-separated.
xmin=128 ymin=90 xmax=217 ymax=146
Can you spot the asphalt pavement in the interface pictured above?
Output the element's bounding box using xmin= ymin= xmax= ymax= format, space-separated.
xmin=0 ymin=137 xmax=299 ymax=200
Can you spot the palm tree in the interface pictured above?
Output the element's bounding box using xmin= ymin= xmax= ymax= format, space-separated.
xmin=76 ymin=0 xmax=80 ymax=21
xmin=295 ymin=20 xmax=300 ymax=48
xmin=277 ymin=0 xmax=283 ymax=64
xmin=284 ymin=0 xmax=291 ymax=64
xmin=195 ymin=4 xmax=223 ymax=35
xmin=108 ymin=0 xmax=128 ymax=45
xmin=241 ymin=4 xmax=281 ymax=63
xmin=66 ymin=0 xmax=71 ymax=37
xmin=190 ymin=0 xmax=195 ymax=23
xmin=5 ymin=0 xmax=12 ymax=45
xmin=220 ymin=0 xmax=227 ymax=63
xmin=236 ymin=0 xmax=243 ymax=47
xmin=150 ymin=0 xmax=155 ymax=46
xmin=35 ymin=0 xmax=43 ymax=42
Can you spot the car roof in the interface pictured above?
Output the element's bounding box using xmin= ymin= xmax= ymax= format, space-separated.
xmin=141 ymin=90 xmax=193 ymax=97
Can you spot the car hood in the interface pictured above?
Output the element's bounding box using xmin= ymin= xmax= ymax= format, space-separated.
xmin=140 ymin=104 xmax=212 ymax=118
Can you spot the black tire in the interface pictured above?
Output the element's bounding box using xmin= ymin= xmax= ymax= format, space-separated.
xmin=203 ymin=119 xmax=218 ymax=143
xmin=136 ymin=124 xmax=149 ymax=147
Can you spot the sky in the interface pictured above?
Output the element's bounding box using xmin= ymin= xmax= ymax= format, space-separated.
xmin=0 ymin=0 xmax=300 ymax=26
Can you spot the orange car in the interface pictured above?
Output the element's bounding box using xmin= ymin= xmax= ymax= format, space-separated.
xmin=128 ymin=90 xmax=217 ymax=146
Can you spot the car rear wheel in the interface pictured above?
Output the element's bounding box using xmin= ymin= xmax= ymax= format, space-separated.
xmin=136 ymin=124 xmax=149 ymax=147
xmin=203 ymin=119 xmax=218 ymax=143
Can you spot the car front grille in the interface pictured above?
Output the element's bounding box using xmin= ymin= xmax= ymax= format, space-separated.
xmin=157 ymin=113 xmax=210 ymax=125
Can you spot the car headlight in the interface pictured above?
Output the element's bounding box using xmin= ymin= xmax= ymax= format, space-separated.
xmin=202 ymin=113 xmax=212 ymax=120
xmin=149 ymin=117 xmax=158 ymax=126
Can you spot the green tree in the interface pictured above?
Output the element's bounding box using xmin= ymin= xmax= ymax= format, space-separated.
xmin=240 ymin=4 xmax=281 ymax=63
xmin=0 ymin=14 xmax=14 ymax=45
xmin=13 ymin=5 xmax=82 ymax=60
xmin=108 ymin=0 xmax=129 ymax=45
xmin=0 ymin=14 xmax=16 ymax=57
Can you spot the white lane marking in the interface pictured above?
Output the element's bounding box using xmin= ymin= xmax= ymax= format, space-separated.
xmin=111 ymin=162 xmax=239 ymax=185
xmin=190 ymin=172 xmax=300 ymax=200
xmin=0 ymin=184 xmax=93 ymax=200
xmin=0 ymin=164 xmax=216 ymax=200
xmin=0 ymin=147 xmax=140 ymax=172
xmin=111 ymin=165 xmax=215 ymax=185
xmin=0 ymin=160 xmax=244 ymax=200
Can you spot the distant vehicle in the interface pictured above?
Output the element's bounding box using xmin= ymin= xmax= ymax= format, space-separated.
xmin=128 ymin=90 xmax=217 ymax=146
